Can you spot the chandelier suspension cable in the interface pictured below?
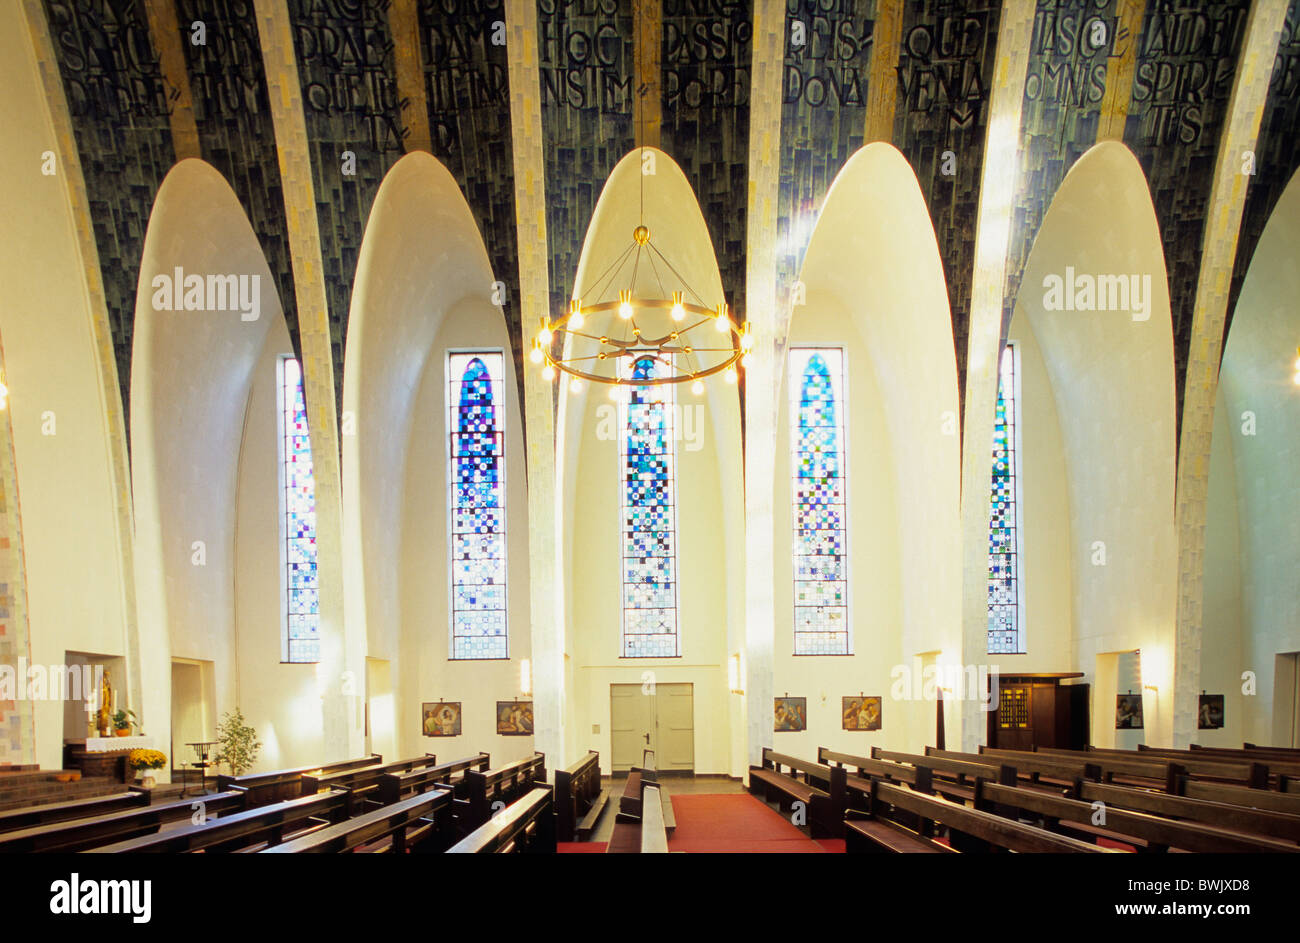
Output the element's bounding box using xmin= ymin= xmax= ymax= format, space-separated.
xmin=531 ymin=11 xmax=750 ymax=391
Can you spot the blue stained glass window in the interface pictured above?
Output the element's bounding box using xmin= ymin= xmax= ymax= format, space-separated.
xmin=790 ymin=348 xmax=849 ymax=655
xmin=988 ymin=342 xmax=1023 ymax=654
xmin=280 ymin=357 xmax=319 ymax=663
xmin=449 ymin=353 xmax=508 ymax=660
xmin=621 ymin=357 xmax=679 ymax=658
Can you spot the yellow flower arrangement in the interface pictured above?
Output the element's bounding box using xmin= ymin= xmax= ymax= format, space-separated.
xmin=128 ymin=748 xmax=167 ymax=771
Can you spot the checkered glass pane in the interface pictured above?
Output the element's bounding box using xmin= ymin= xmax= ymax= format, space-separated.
xmin=790 ymin=349 xmax=848 ymax=655
xmin=449 ymin=354 xmax=507 ymax=659
xmin=282 ymin=357 xmax=319 ymax=663
xmin=988 ymin=344 xmax=1023 ymax=654
xmin=622 ymin=357 xmax=679 ymax=658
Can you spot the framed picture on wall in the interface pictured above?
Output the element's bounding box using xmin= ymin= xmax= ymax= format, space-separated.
xmin=496 ymin=700 xmax=533 ymax=736
xmin=1115 ymin=693 xmax=1144 ymax=729
xmin=422 ymin=702 xmax=461 ymax=737
xmin=774 ymin=696 xmax=806 ymax=732
xmin=1198 ymin=694 xmax=1225 ymax=730
xmin=842 ymin=696 xmax=882 ymax=731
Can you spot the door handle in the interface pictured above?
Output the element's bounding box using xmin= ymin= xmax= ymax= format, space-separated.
xmin=643 ymin=732 xmax=650 ymax=744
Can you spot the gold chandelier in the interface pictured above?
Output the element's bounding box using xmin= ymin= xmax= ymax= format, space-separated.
xmin=530 ymin=166 xmax=750 ymax=395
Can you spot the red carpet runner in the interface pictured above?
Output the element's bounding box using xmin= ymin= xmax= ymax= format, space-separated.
xmin=666 ymin=795 xmax=840 ymax=853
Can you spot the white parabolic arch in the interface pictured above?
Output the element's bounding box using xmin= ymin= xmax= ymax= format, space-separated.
xmin=791 ymin=141 xmax=961 ymax=750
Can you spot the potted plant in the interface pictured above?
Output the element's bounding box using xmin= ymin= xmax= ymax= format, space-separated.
xmin=213 ymin=708 xmax=261 ymax=776
xmin=127 ymin=749 xmax=167 ymax=788
xmin=112 ymin=709 xmax=139 ymax=737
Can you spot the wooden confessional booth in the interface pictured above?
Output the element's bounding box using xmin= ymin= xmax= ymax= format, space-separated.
xmin=986 ymin=673 xmax=1090 ymax=751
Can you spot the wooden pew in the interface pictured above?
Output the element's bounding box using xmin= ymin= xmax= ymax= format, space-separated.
xmin=1176 ymin=776 xmax=1300 ymax=815
xmin=263 ymin=788 xmax=455 ymax=853
xmin=376 ymin=753 xmax=490 ymax=806
xmin=461 ymin=753 xmax=547 ymax=833
xmin=1071 ymin=779 xmax=1300 ymax=845
xmin=640 ymin=784 xmax=669 ymax=853
xmin=0 ymin=791 xmax=247 ymax=853
xmin=979 ymin=746 xmax=1172 ymax=788
xmin=91 ymin=790 xmax=351 ymax=853
xmin=447 ymin=787 xmax=556 ymax=854
xmin=216 ymin=755 xmax=380 ymax=806
xmin=867 ymin=747 xmax=1009 ymax=804
xmin=1043 ymin=746 xmax=1268 ymax=788
xmin=555 ymin=750 xmax=605 ymax=842
xmin=974 ymin=779 xmax=1300 ymax=853
xmin=301 ymin=754 xmax=442 ymax=812
xmin=0 ymin=789 xmax=150 ymax=835
xmin=748 ymin=748 xmax=847 ymax=839
xmin=849 ymin=777 xmax=1108 ymax=853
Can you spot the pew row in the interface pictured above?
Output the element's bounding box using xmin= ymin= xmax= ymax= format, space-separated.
xmin=555 ymin=750 xmax=606 ymax=842
xmin=216 ymin=755 xmax=380 ymax=806
xmin=447 ymin=788 xmax=556 ymax=854
xmin=748 ymin=748 xmax=846 ymax=839
xmin=263 ymin=788 xmax=455 ymax=853
xmin=0 ymin=791 xmax=247 ymax=853
xmin=91 ymin=790 xmax=351 ymax=853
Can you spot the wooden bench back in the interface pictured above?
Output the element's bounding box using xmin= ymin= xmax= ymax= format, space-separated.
xmin=870 ymin=747 xmax=1005 ymax=782
xmin=301 ymin=754 xmax=439 ymax=796
xmin=1074 ymin=780 xmax=1300 ymax=844
xmin=869 ymin=779 xmax=1107 ymax=853
xmin=216 ymin=754 xmax=380 ymax=804
xmin=763 ymin=747 xmax=834 ymax=782
xmin=0 ymin=789 xmax=151 ymax=835
xmin=640 ymin=784 xmax=668 ymax=853
xmin=448 ymin=787 xmax=557 ymax=854
xmin=818 ymin=747 xmax=927 ymax=788
xmin=982 ymin=746 xmax=1172 ymax=783
xmin=976 ymin=780 xmax=1299 ymax=853
xmin=0 ymin=790 xmax=247 ymax=854
xmin=464 ymin=754 xmax=547 ymax=827
xmin=1041 ymin=746 xmax=1266 ymax=786
xmin=377 ymin=752 xmax=491 ymax=806
xmin=95 ymin=789 xmax=351 ymax=853
xmin=555 ymin=750 xmax=601 ymax=842
xmin=264 ymin=787 xmax=454 ymax=854
xmin=1179 ymin=778 xmax=1300 ymax=815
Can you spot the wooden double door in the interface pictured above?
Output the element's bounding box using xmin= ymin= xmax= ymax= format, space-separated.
xmin=610 ymin=682 xmax=694 ymax=773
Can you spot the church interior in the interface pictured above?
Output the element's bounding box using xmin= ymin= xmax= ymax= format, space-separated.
xmin=1 ymin=0 xmax=1298 ymax=868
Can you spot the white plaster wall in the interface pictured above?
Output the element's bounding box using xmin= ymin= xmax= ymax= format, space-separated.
xmin=557 ymin=149 xmax=742 ymax=774
xmin=232 ymin=317 xmax=324 ymax=769
xmin=1216 ymin=170 xmax=1300 ymax=746
xmin=396 ymin=298 xmax=532 ymax=765
xmin=0 ymin=8 xmax=133 ymax=769
xmin=133 ymin=160 xmax=288 ymax=776
xmin=1015 ymin=142 xmax=1177 ymax=745
xmin=344 ymin=152 xmax=533 ymax=766
xmin=770 ymin=144 xmax=961 ymax=756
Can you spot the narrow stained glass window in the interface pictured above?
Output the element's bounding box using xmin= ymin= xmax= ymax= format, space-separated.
xmin=280 ymin=356 xmax=319 ymax=663
xmin=448 ymin=352 xmax=508 ymax=660
xmin=621 ymin=356 xmax=679 ymax=658
xmin=790 ymin=348 xmax=849 ymax=656
xmin=988 ymin=342 xmax=1024 ymax=654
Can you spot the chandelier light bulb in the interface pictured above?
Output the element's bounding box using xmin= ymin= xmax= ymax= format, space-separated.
xmin=741 ymin=354 xmax=752 ymax=368
xmin=539 ymin=326 xmax=553 ymax=344
xmin=714 ymin=302 xmax=729 ymax=333
xmin=570 ymin=378 xmax=583 ymax=393
xmin=741 ymin=322 xmax=754 ymax=351
xmin=618 ymin=289 xmax=633 ymax=320
xmin=568 ymin=299 xmax=584 ymax=330
xmin=671 ymin=291 xmax=685 ymax=322
xmin=691 ymin=379 xmax=704 ymax=396
xmin=724 ymin=367 xmax=737 ymax=383
xmin=609 ymin=384 xmax=623 ymax=401
xmin=529 ymin=344 xmax=544 ymax=365
xmin=542 ymin=364 xmax=556 ymax=382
